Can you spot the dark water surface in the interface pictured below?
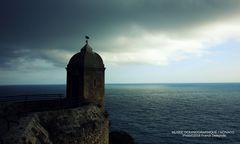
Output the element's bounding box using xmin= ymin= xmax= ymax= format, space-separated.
xmin=0 ymin=83 xmax=240 ymax=144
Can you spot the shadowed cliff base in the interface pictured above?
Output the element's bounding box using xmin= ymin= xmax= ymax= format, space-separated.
xmin=0 ymin=104 xmax=109 ymax=144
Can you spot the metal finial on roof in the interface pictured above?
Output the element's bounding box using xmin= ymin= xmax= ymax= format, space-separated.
xmin=85 ymin=36 xmax=90 ymax=44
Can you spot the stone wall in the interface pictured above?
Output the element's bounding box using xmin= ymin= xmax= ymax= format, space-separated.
xmin=1 ymin=104 xmax=109 ymax=144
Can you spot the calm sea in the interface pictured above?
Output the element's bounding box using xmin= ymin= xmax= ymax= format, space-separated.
xmin=0 ymin=83 xmax=240 ymax=144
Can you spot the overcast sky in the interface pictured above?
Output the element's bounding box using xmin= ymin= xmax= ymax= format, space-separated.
xmin=1 ymin=0 xmax=240 ymax=84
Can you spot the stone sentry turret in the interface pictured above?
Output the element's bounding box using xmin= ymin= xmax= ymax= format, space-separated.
xmin=66 ymin=36 xmax=105 ymax=109
xmin=0 ymin=37 xmax=134 ymax=144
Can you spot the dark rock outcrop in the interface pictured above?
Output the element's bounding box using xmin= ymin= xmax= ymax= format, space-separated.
xmin=109 ymin=131 xmax=135 ymax=144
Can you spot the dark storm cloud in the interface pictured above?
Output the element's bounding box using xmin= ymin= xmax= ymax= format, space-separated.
xmin=0 ymin=0 xmax=240 ymax=70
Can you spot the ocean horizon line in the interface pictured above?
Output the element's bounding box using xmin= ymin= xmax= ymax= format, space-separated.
xmin=1 ymin=82 xmax=240 ymax=86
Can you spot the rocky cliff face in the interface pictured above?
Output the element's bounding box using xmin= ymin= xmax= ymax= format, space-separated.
xmin=1 ymin=104 xmax=109 ymax=144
